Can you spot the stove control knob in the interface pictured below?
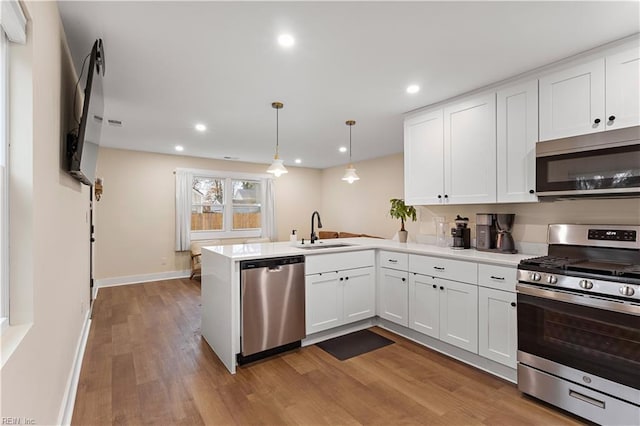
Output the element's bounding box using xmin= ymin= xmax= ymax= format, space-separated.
xmin=579 ymin=280 xmax=594 ymax=290
xmin=546 ymin=275 xmax=558 ymax=285
xmin=530 ymin=273 xmax=541 ymax=282
xmin=619 ymin=286 xmax=635 ymax=297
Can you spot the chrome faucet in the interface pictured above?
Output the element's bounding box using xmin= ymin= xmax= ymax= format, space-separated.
xmin=310 ymin=211 xmax=323 ymax=244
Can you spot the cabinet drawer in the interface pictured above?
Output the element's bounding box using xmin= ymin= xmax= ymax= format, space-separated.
xmin=478 ymin=264 xmax=517 ymax=292
xmin=305 ymin=250 xmax=375 ymax=275
xmin=409 ymin=254 xmax=477 ymax=284
xmin=379 ymin=251 xmax=408 ymax=270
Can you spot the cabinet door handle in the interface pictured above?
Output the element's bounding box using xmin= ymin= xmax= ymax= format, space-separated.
xmin=440 ymin=286 xmax=445 ymax=290
xmin=529 ymin=189 xmax=535 ymax=194
xmin=444 ymin=194 xmax=449 ymax=199
xmin=432 ymin=284 xmax=437 ymax=289
xmin=434 ymin=266 xmax=445 ymax=271
xmin=608 ymin=115 xmax=616 ymax=122
xmin=345 ymin=276 xmax=349 ymax=280
xmin=437 ymin=194 xmax=442 ymax=199
xmin=490 ymin=276 xmax=505 ymax=281
xmin=401 ymin=277 xmax=406 ymax=282
xmin=594 ymin=118 xmax=601 ymax=124
xmin=510 ymin=302 xmax=516 ymax=307
xmin=339 ymin=277 xmax=344 ymax=281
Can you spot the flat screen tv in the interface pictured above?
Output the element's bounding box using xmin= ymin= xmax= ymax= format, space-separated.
xmin=66 ymin=39 xmax=105 ymax=186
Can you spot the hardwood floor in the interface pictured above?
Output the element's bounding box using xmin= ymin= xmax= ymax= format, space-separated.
xmin=72 ymin=279 xmax=585 ymax=425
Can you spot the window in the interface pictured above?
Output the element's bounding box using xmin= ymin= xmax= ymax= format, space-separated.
xmin=175 ymin=169 xmax=275 ymax=248
xmin=1 ymin=29 xmax=9 ymax=328
xmin=190 ymin=176 xmax=262 ymax=238
xmin=0 ymin=0 xmax=27 ymax=330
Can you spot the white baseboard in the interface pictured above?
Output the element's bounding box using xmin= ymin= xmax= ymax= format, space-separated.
xmin=94 ymin=270 xmax=191 ymax=289
xmin=57 ymin=309 xmax=91 ymax=426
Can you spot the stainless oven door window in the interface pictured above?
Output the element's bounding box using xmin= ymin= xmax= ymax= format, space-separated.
xmin=517 ymin=293 xmax=640 ymax=390
xmin=536 ymin=143 xmax=640 ymax=193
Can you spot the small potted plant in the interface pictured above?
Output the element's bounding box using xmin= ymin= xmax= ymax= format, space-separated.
xmin=389 ymin=198 xmax=417 ymax=243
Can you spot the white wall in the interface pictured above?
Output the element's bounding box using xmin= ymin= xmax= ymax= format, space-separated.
xmin=94 ymin=147 xmax=322 ymax=280
xmin=320 ymin=153 xmax=419 ymax=240
xmin=320 ymin=152 xmax=640 ymax=246
xmin=0 ymin=2 xmax=90 ymax=424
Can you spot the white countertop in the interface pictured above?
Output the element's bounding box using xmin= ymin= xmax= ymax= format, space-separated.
xmin=202 ymin=237 xmax=538 ymax=267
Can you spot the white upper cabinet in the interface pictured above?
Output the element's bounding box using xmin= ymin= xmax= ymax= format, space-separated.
xmin=605 ymin=47 xmax=640 ymax=130
xmin=539 ymin=59 xmax=606 ymax=140
xmin=539 ymin=45 xmax=640 ymax=141
xmin=497 ymin=80 xmax=539 ymax=203
xmin=444 ymin=93 xmax=497 ymax=204
xmin=404 ymin=110 xmax=444 ymax=205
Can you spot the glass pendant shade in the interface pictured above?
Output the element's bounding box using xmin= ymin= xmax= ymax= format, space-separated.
xmin=267 ymin=156 xmax=288 ymax=177
xmin=342 ymin=164 xmax=359 ymax=183
xmin=342 ymin=119 xmax=359 ymax=183
xmin=267 ymin=101 xmax=287 ymax=177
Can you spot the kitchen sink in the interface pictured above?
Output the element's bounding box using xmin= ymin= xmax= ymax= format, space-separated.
xmin=296 ymin=243 xmax=353 ymax=250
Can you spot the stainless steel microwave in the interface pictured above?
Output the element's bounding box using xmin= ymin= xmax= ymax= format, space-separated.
xmin=536 ymin=125 xmax=640 ymax=200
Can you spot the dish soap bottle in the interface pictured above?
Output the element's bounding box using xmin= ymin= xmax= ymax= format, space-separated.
xmin=290 ymin=229 xmax=297 ymax=245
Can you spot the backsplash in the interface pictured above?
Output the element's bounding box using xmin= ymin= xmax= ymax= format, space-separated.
xmin=416 ymin=198 xmax=640 ymax=244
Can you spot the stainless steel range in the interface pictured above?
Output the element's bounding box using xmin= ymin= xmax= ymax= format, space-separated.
xmin=516 ymin=224 xmax=640 ymax=426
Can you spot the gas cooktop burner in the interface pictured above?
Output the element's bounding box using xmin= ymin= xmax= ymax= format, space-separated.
xmin=520 ymin=256 xmax=640 ymax=279
xmin=519 ymin=256 xmax=586 ymax=269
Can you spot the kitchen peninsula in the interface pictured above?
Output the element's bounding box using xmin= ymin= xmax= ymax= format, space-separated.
xmin=201 ymin=238 xmax=532 ymax=379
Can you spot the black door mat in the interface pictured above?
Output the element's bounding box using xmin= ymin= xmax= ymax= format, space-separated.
xmin=316 ymin=329 xmax=394 ymax=361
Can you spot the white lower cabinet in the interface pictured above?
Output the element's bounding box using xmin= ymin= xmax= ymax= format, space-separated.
xmin=478 ymin=286 xmax=517 ymax=368
xmin=306 ymin=272 xmax=342 ymax=334
xmin=343 ymin=267 xmax=376 ymax=323
xmin=409 ymin=274 xmax=478 ymax=353
xmin=378 ymin=268 xmax=409 ymax=327
xmin=408 ymin=273 xmax=439 ymax=338
xmin=306 ymin=266 xmax=375 ymax=334
xmin=438 ymin=278 xmax=478 ymax=353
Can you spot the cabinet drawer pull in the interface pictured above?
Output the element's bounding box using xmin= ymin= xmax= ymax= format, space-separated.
xmin=490 ymin=275 xmax=505 ymax=281
xmin=388 ymin=259 xmax=398 ymax=263
xmin=433 ymin=266 xmax=445 ymax=271
xmin=569 ymin=390 xmax=605 ymax=409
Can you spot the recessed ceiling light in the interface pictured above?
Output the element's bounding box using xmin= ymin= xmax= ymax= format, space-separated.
xmin=195 ymin=123 xmax=206 ymax=132
xmin=175 ymin=145 xmax=184 ymax=152
xmin=294 ymin=158 xmax=302 ymax=164
xmin=406 ymin=85 xmax=420 ymax=94
xmin=278 ymin=34 xmax=295 ymax=48
xmin=339 ymin=146 xmax=347 ymax=153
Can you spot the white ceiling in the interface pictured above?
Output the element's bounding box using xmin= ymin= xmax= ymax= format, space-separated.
xmin=58 ymin=1 xmax=640 ymax=169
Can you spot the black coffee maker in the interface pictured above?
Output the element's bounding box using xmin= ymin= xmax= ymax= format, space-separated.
xmin=451 ymin=215 xmax=471 ymax=249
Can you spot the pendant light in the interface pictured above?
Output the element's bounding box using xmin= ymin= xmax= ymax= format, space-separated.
xmin=266 ymin=101 xmax=288 ymax=177
xmin=342 ymin=120 xmax=360 ymax=183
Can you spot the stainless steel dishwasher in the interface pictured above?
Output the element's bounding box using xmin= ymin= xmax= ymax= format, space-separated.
xmin=239 ymin=255 xmax=306 ymax=363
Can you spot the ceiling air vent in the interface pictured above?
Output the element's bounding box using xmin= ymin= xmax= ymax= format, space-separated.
xmin=107 ymin=119 xmax=123 ymax=127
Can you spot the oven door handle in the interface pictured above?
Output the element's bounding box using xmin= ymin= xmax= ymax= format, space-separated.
xmin=517 ymin=283 xmax=640 ymax=316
